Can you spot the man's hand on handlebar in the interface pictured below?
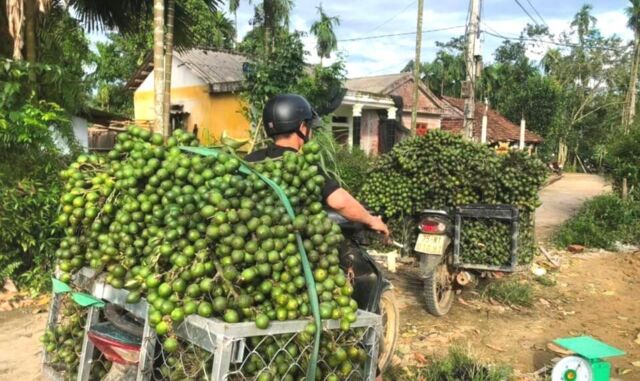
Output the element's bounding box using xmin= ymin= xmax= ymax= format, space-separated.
xmin=367 ymin=215 xmax=389 ymax=237
xmin=325 ymin=188 xmax=390 ymax=237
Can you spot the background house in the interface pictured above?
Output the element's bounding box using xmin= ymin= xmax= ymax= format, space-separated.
xmin=127 ymin=49 xmax=250 ymax=144
xmin=330 ymin=72 xmax=543 ymax=154
xmin=127 ymin=51 xmax=542 ymax=154
xmin=440 ymin=96 xmax=543 ymax=149
xmin=331 ymin=72 xmax=445 ymax=154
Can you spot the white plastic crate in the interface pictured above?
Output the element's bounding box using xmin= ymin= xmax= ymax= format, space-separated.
xmin=43 ymin=268 xmax=382 ymax=381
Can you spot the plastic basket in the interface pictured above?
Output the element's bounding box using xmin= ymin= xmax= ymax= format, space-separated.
xmin=452 ymin=204 xmax=521 ymax=272
xmin=42 ymin=268 xmax=382 ymax=381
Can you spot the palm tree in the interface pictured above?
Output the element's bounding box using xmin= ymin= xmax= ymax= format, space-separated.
xmin=623 ymin=0 xmax=640 ymax=132
xmin=162 ymin=0 xmax=175 ymax=137
xmin=310 ymin=4 xmax=339 ymax=65
xmin=571 ymin=5 xmax=597 ymax=44
xmin=211 ymin=10 xmax=236 ymax=48
xmin=570 ymin=5 xmax=597 ymax=88
xmin=229 ymin=0 xmax=239 ymax=44
xmin=6 ymin=0 xmax=50 ymax=61
xmin=255 ymin=0 xmax=293 ymax=54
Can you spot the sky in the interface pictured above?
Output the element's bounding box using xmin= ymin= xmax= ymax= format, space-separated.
xmin=88 ymin=0 xmax=634 ymax=78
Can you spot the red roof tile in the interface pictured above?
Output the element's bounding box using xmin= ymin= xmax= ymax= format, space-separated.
xmin=440 ymin=96 xmax=543 ymax=144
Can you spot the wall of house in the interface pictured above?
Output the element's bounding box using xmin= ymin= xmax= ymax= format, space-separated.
xmin=133 ymin=58 xmax=250 ymax=143
xmin=138 ymin=57 xmax=205 ymax=90
xmin=400 ymin=112 xmax=441 ymax=131
xmin=390 ymin=80 xmax=442 ymax=130
xmin=71 ymin=116 xmax=89 ymax=151
xmin=360 ymin=109 xmax=379 ymax=155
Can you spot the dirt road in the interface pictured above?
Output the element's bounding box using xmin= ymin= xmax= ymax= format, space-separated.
xmin=0 ymin=308 xmax=47 ymax=381
xmin=536 ymin=173 xmax=610 ymax=242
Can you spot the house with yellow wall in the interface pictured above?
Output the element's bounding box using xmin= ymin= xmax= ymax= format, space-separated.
xmin=127 ymin=49 xmax=250 ymax=145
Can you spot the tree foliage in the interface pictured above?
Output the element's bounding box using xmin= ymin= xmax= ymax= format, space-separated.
xmin=0 ymin=59 xmax=75 ymax=290
xmin=413 ymin=6 xmax=633 ymax=167
xmin=90 ymin=1 xmax=235 ymax=116
xmin=241 ymin=31 xmax=346 ymax=127
xmin=310 ymin=5 xmax=340 ymax=61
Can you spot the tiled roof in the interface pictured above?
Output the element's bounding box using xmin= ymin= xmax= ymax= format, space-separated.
xmin=126 ymin=49 xmax=248 ymax=92
xmin=175 ymin=49 xmax=248 ymax=86
xmin=441 ymin=96 xmax=544 ymax=144
xmin=345 ymin=73 xmax=411 ymax=94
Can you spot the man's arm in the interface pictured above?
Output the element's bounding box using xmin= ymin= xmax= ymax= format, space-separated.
xmin=326 ymin=188 xmax=389 ymax=236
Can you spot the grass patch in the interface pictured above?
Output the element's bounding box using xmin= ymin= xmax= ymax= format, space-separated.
xmin=553 ymin=194 xmax=640 ymax=250
xmin=534 ymin=275 xmax=556 ymax=287
xmin=482 ymin=278 xmax=534 ymax=307
xmin=386 ymin=346 xmax=512 ymax=381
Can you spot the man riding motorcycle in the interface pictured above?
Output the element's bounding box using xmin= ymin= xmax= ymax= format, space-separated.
xmin=245 ymin=94 xmax=389 ymax=237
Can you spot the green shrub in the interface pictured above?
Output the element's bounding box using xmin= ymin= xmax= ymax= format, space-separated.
xmin=386 ymin=346 xmax=512 ymax=381
xmin=309 ymin=127 xmax=374 ymax=193
xmin=482 ymin=278 xmax=534 ymax=307
xmin=336 ymin=146 xmax=372 ymax=193
xmin=0 ymin=151 xmax=68 ymax=291
xmin=0 ymin=59 xmax=77 ymax=291
xmin=553 ymin=194 xmax=640 ymax=250
xmin=606 ymin=127 xmax=640 ymax=197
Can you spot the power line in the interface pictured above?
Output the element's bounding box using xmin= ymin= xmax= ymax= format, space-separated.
xmin=513 ymin=0 xmax=541 ymax=26
xmin=338 ymin=25 xmax=466 ymax=42
xmin=481 ymin=28 xmax=628 ymax=53
xmin=524 ymin=0 xmax=549 ymax=27
xmin=366 ymin=0 xmax=418 ymax=34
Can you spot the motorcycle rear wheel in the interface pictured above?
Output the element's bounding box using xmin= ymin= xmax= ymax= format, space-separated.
xmin=377 ymin=289 xmax=399 ymax=372
xmin=424 ymin=262 xmax=454 ymax=316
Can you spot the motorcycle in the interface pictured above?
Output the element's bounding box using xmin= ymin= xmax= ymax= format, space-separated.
xmin=329 ymin=211 xmax=400 ymax=372
xmin=414 ymin=205 xmax=520 ymax=316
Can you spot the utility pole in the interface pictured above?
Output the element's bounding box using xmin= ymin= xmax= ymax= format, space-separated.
xmin=462 ymin=0 xmax=482 ymax=140
xmin=410 ymin=0 xmax=424 ymax=134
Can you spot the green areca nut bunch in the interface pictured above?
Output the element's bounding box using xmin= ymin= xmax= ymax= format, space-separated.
xmin=54 ymin=125 xmax=365 ymax=378
xmin=41 ymin=299 xmax=89 ymax=380
xmin=360 ymin=131 xmax=547 ymax=266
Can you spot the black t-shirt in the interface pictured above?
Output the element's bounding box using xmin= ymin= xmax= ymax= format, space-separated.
xmin=244 ymin=144 xmax=340 ymax=201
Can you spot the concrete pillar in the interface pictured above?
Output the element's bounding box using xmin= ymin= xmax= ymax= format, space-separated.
xmin=387 ymin=106 xmax=397 ymax=120
xmin=519 ymin=117 xmax=526 ymax=150
xmin=481 ymin=99 xmax=488 ymax=144
xmin=352 ymin=104 xmax=363 ymax=117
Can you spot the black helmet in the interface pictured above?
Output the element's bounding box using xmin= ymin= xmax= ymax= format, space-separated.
xmin=263 ymin=94 xmax=318 ymax=138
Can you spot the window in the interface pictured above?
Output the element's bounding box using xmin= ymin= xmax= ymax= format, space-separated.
xmin=331 ymin=115 xmax=351 ymax=145
xmin=416 ymin=123 xmax=429 ymax=136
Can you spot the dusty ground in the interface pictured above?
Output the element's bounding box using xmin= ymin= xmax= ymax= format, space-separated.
xmin=391 ymin=250 xmax=640 ymax=380
xmin=0 ymin=308 xmax=48 ymax=381
xmin=0 ymin=173 xmax=627 ymax=381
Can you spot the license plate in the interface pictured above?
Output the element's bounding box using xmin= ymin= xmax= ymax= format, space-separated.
xmin=414 ymin=234 xmax=447 ymax=255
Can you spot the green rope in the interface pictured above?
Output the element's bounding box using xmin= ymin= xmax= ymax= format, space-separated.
xmin=180 ymin=146 xmax=321 ymax=381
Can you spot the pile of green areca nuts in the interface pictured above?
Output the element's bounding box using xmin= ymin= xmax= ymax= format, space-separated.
xmin=41 ymin=297 xmax=111 ymax=380
xmin=53 ymin=125 xmax=368 ymax=380
xmin=360 ymin=131 xmax=547 ymax=266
